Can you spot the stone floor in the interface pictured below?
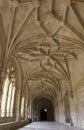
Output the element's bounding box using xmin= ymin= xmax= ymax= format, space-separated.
xmin=17 ymin=122 xmax=83 ymax=130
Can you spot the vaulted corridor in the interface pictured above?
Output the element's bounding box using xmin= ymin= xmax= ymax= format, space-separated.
xmin=0 ymin=0 xmax=84 ymax=130
xmin=18 ymin=122 xmax=83 ymax=130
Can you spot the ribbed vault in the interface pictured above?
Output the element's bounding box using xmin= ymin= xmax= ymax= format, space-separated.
xmin=0 ymin=0 xmax=84 ymax=118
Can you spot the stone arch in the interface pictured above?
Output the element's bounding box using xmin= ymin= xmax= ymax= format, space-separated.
xmin=33 ymin=97 xmax=55 ymax=121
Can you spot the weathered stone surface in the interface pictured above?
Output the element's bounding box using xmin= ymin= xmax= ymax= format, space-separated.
xmin=0 ymin=0 xmax=84 ymax=129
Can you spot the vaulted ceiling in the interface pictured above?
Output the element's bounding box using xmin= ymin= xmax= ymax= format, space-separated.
xmin=0 ymin=0 xmax=84 ymax=101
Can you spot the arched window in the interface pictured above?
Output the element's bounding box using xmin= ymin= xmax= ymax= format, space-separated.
xmin=21 ymin=97 xmax=25 ymax=117
xmin=1 ymin=64 xmax=16 ymax=117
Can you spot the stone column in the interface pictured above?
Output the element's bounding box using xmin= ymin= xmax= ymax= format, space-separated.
xmin=15 ymin=87 xmax=22 ymax=121
xmin=62 ymin=79 xmax=73 ymax=126
xmin=68 ymin=89 xmax=73 ymax=126
xmin=0 ymin=66 xmax=7 ymax=117
xmin=58 ymin=95 xmax=65 ymax=123
xmin=54 ymin=98 xmax=59 ymax=122
xmin=24 ymin=83 xmax=28 ymax=120
xmin=27 ymin=82 xmax=31 ymax=120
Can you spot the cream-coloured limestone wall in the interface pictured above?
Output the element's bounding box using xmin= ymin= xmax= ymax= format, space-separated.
xmin=68 ymin=53 xmax=84 ymax=129
xmin=69 ymin=52 xmax=84 ymax=88
xmin=70 ymin=78 xmax=84 ymax=129
xmin=0 ymin=117 xmax=15 ymax=124
xmin=54 ymin=99 xmax=59 ymax=122
xmin=56 ymin=80 xmax=72 ymax=125
xmin=0 ymin=1 xmax=84 ymax=129
xmin=0 ymin=120 xmax=29 ymax=130
xmin=57 ymin=96 xmax=65 ymax=123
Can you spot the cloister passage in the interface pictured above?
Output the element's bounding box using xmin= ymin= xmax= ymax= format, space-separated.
xmin=0 ymin=0 xmax=84 ymax=130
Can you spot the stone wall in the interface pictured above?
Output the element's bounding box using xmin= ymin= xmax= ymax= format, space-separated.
xmin=0 ymin=117 xmax=15 ymax=124
xmin=70 ymin=78 xmax=84 ymax=129
xmin=0 ymin=120 xmax=29 ymax=130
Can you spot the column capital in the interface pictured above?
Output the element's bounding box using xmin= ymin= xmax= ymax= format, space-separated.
xmin=64 ymin=0 xmax=71 ymax=7
xmin=32 ymin=0 xmax=40 ymax=8
xmin=11 ymin=0 xmax=19 ymax=7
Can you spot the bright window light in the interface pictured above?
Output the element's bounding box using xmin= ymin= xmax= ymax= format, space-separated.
xmin=44 ymin=109 xmax=47 ymax=112
xmin=7 ymin=82 xmax=13 ymax=117
xmin=1 ymin=77 xmax=10 ymax=117
xmin=10 ymin=86 xmax=15 ymax=117
xmin=21 ymin=97 xmax=25 ymax=117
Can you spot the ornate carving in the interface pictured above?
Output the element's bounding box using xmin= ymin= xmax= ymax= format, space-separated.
xmin=0 ymin=0 xmax=84 ymax=111
xmin=64 ymin=0 xmax=71 ymax=6
xmin=11 ymin=0 xmax=19 ymax=7
xmin=32 ymin=0 xmax=40 ymax=8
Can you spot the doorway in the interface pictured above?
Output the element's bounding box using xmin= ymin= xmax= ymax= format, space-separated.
xmin=33 ymin=98 xmax=54 ymax=121
xmin=40 ymin=109 xmax=47 ymax=121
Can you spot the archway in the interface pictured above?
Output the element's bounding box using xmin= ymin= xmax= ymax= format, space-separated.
xmin=33 ymin=97 xmax=54 ymax=121
xmin=40 ymin=108 xmax=47 ymax=121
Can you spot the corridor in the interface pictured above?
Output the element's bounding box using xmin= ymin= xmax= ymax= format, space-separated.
xmin=0 ymin=0 xmax=84 ymax=130
xmin=18 ymin=122 xmax=83 ymax=130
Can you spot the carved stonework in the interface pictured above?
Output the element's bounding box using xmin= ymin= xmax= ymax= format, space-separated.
xmin=32 ymin=0 xmax=40 ymax=8
xmin=11 ymin=0 xmax=19 ymax=7
xmin=0 ymin=0 xmax=84 ymax=127
xmin=64 ymin=0 xmax=71 ymax=7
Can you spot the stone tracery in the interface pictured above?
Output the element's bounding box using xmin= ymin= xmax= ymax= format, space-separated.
xmin=0 ymin=0 xmax=84 ymax=129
